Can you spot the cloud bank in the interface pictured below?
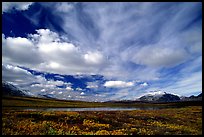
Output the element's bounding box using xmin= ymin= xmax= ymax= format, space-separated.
xmin=2 ymin=29 xmax=107 ymax=75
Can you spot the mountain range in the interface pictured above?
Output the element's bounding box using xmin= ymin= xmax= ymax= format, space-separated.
xmin=138 ymin=91 xmax=202 ymax=103
xmin=2 ymin=81 xmax=202 ymax=103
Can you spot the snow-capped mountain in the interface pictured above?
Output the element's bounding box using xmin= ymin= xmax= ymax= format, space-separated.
xmin=138 ymin=91 xmax=180 ymax=102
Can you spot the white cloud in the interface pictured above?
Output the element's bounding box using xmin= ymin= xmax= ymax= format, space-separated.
xmin=80 ymin=92 xmax=85 ymax=95
xmin=140 ymin=82 xmax=148 ymax=87
xmin=66 ymin=86 xmax=73 ymax=91
xmin=2 ymin=29 xmax=108 ymax=75
xmin=87 ymin=85 xmax=98 ymax=88
xmin=2 ymin=2 xmax=33 ymax=13
xmin=86 ymin=82 xmax=99 ymax=89
xmin=32 ymin=83 xmax=55 ymax=88
xmin=55 ymin=2 xmax=74 ymax=13
xmin=2 ymin=64 xmax=34 ymax=85
xmin=104 ymin=81 xmax=134 ymax=88
xmin=2 ymin=63 xmax=104 ymax=101
xmin=50 ymin=91 xmax=56 ymax=94
xmin=2 ymin=65 xmax=76 ymax=98
xmin=29 ymin=29 xmax=60 ymax=44
xmin=4 ymin=64 xmax=31 ymax=75
xmin=31 ymin=79 xmax=64 ymax=89
xmin=2 ymin=36 xmax=42 ymax=67
xmin=41 ymin=89 xmax=46 ymax=92
xmin=49 ymin=62 xmax=60 ymax=69
xmin=145 ymin=90 xmax=164 ymax=96
xmin=76 ymin=87 xmax=83 ymax=91
xmin=54 ymin=75 xmax=64 ymax=79
xmin=47 ymin=80 xmax=64 ymax=86
xmin=84 ymin=51 xmax=104 ymax=65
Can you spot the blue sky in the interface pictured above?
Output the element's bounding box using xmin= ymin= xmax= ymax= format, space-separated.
xmin=2 ymin=2 xmax=202 ymax=101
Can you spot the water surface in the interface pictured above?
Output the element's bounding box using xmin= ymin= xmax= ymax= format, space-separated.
xmin=3 ymin=106 xmax=182 ymax=111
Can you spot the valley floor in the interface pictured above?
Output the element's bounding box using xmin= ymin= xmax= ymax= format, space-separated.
xmin=2 ymin=106 xmax=202 ymax=135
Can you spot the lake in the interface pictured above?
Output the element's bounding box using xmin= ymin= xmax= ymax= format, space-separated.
xmin=3 ymin=105 xmax=182 ymax=111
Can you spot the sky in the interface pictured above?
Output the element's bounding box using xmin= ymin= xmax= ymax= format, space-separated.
xmin=2 ymin=2 xmax=202 ymax=102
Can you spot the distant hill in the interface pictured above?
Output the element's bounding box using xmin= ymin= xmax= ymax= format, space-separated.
xmin=197 ymin=93 xmax=202 ymax=98
xmin=2 ymin=81 xmax=58 ymax=100
xmin=180 ymin=93 xmax=202 ymax=101
xmin=105 ymin=100 xmax=147 ymax=104
xmin=40 ymin=94 xmax=58 ymax=100
xmin=2 ymin=81 xmax=29 ymax=97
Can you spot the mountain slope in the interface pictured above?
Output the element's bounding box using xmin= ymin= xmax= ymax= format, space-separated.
xmin=139 ymin=92 xmax=180 ymax=103
xmin=2 ymin=81 xmax=59 ymax=99
xmin=157 ymin=93 xmax=180 ymax=102
xmin=181 ymin=93 xmax=202 ymax=101
xmin=2 ymin=81 xmax=28 ymax=97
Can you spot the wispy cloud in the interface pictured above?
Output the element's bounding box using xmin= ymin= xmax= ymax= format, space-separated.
xmin=2 ymin=2 xmax=33 ymax=14
xmin=2 ymin=2 xmax=202 ymax=101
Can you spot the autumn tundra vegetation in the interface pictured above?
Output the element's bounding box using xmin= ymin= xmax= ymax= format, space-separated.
xmin=2 ymin=96 xmax=202 ymax=135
